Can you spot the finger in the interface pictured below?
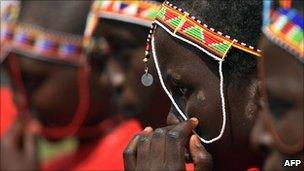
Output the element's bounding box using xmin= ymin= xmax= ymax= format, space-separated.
xmin=166 ymin=110 xmax=181 ymax=125
xmin=189 ymin=135 xmax=213 ymax=171
xmin=24 ymin=121 xmax=40 ymax=167
xmin=167 ymin=117 xmax=198 ymax=144
xmin=124 ymin=133 xmax=141 ymax=171
xmin=136 ymin=127 xmax=153 ymax=170
xmin=149 ymin=125 xmax=175 ymax=169
xmin=164 ymin=118 xmax=198 ymax=170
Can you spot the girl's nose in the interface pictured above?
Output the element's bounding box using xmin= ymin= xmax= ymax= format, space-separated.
xmin=250 ymin=115 xmax=273 ymax=155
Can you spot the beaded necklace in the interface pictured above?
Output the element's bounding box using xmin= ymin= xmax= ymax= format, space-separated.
xmin=143 ymin=1 xmax=262 ymax=144
xmin=263 ymin=7 xmax=303 ymax=61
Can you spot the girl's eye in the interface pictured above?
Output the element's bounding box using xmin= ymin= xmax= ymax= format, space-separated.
xmin=268 ymin=95 xmax=293 ymax=120
xmin=170 ymin=78 xmax=190 ymax=98
xmin=179 ymin=86 xmax=188 ymax=95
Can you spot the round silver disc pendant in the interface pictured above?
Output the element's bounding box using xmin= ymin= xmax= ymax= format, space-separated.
xmin=141 ymin=73 xmax=153 ymax=87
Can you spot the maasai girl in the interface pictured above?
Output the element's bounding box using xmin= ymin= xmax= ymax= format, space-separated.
xmin=124 ymin=0 xmax=264 ymax=170
xmin=0 ymin=1 xmax=141 ymax=170
xmin=251 ymin=0 xmax=303 ymax=170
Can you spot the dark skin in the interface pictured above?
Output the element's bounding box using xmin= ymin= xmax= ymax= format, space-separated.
xmin=7 ymin=0 xmax=113 ymax=134
xmin=98 ymin=19 xmax=170 ymax=127
xmin=6 ymin=56 xmax=111 ymax=127
xmin=124 ymin=1 xmax=264 ymax=170
xmin=250 ymin=35 xmax=303 ymax=171
xmin=1 ymin=1 xmax=113 ymax=170
xmin=124 ymin=118 xmax=212 ymax=171
xmin=124 ymin=28 xmax=261 ymax=171
xmin=250 ymin=3 xmax=303 ymax=170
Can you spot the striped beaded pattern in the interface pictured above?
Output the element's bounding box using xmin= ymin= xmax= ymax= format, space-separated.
xmin=0 ymin=1 xmax=20 ymax=23
xmin=263 ymin=8 xmax=303 ymax=59
xmin=1 ymin=23 xmax=87 ymax=64
xmin=145 ymin=1 xmax=261 ymax=61
xmin=91 ymin=0 xmax=161 ymax=27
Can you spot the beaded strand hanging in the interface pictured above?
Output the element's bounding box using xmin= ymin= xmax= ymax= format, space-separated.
xmin=143 ymin=1 xmax=262 ymax=144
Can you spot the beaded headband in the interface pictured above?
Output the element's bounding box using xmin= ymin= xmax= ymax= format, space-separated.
xmin=1 ymin=23 xmax=91 ymax=64
xmin=84 ymin=0 xmax=162 ymax=84
xmin=142 ymin=1 xmax=262 ymax=144
xmin=1 ymin=2 xmax=97 ymax=65
xmin=89 ymin=0 xmax=161 ymax=27
xmin=83 ymin=0 xmax=161 ymax=53
xmin=144 ymin=1 xmax=262 ymax=62
xmin=263 ymin=8 xmax=303 ymax=61
xmin=1 ymin=1 xmax=19 ymax=23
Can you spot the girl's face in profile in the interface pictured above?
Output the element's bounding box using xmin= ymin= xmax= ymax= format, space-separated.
xmin=251 ymin=36 xmax=303 ymax=171
xmin=154 ymin=27 xmax=263 ymax=170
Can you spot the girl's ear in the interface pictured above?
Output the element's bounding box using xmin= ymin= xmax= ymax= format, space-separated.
xmin=105 ymin=58 xmax=126 ymax=89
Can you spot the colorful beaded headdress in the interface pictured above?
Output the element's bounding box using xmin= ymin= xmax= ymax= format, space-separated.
xmin=1 ymin=1 xmax=19 ymax=23
xmin=0 ymin=2 xmax=97 ymax=65
xmin=84 ymin=0 xmax=161 ymax=42
xmin=263 ymin=6 xmax=303 ymax=61
xmin=143 ymin=1 xmax=262 ymax=144
xmin=144 ymin=1 xmax=262 ymax=61
xmin=89 ymin=0 xmax=161 ymax=27
xmin=1 ymin=23 xmax=92 ymax=64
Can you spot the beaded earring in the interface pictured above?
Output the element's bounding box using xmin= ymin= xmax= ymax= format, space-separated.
xmin=141 ymin=23 xmax=157 ymax=87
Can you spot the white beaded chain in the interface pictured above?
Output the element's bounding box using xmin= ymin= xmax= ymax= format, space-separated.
xmin=151 ymin=32 xmax=227 ymax=144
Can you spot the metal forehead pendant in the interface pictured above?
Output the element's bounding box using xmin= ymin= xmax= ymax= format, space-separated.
xmin=141 ymin=56 xmax=153 ymax=87
xmin=141 ymin=72 xmax=153 ymax=87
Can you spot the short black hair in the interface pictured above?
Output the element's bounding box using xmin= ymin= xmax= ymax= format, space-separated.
xmin=169 ymin=0 xmax=262 ymax=81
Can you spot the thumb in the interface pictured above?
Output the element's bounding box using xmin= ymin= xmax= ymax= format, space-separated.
xmin=189 ymin=134 xmax=213 ymax=171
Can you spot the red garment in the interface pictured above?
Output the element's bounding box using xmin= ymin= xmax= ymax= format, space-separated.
xmin=0 ymin=86 xmax=17 ymax=139
xmin=40 ymin=118 xmax=198 ymax=171
xmin=41 ymin=119 xmax=142 ymax=171
xmin=247 ymin=167 xmax=260 ymax=171
xmin=0 ymin=89 xmax=253 ymax=171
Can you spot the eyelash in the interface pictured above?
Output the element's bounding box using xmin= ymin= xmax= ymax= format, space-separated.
xmin=171 ymin=78 xmax=191 ymax=99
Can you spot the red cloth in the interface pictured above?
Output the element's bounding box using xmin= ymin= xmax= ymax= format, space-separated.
xmin=41 ymin=118 xmax=196 ymax=171
xmin=247 ymin=167 xmax=260 ymax=171
xmin=0 ymin=86 xmax=17 ymax=139
xmin=0 ymin=89 xmax=254 ymax=171
xmin=41 ymin=119 xmax=142 ymax=171
xmin=186 ymin=163 xmax=194 ymax=170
